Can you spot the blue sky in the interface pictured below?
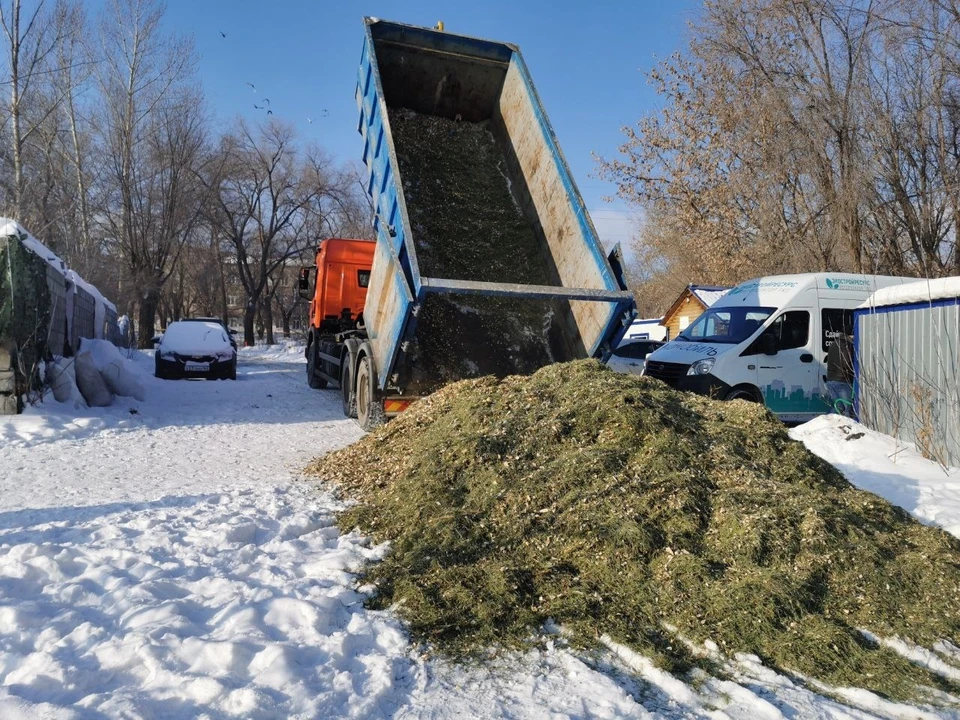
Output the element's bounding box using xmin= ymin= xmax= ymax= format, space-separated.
xmin=159 ymin=0 xmax=701 ymax=249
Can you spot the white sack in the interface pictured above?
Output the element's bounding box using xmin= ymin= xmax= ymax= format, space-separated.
xmin=80 ymin=338 xmax=146 ymax=401
xmin=75 ymin=350 xmax=113 ymax=407
xmin=45 ymin=357 xmax=87 ymax=409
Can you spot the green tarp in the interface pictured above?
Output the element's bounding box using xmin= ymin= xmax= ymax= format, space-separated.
xmin=0 ymin=229 xmax=56 ymax=393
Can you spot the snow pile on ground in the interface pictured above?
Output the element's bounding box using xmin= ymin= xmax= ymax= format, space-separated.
xmin=3 ymin=347 xmax=960 ymax=718
xmin=791 ymin=413 xmax=960 ymax=538
xmin=79 ymin=339 xmax=145 ymax=400
xmin=52 ymin=339 xmax=147 ymax=410
xmin=45 ymin=358 xmax=85 ymax=409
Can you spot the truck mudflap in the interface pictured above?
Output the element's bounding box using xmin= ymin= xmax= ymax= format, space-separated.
xmin=383 ymin=397 xmax=417 ymax=417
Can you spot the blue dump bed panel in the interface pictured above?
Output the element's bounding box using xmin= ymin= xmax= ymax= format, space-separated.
xmin=357 ymin=18 xmax=635 ymax=393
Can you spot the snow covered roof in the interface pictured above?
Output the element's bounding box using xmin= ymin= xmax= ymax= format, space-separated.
xmin=690 ymin=285 xmax=731 ymax=307
xmin=0 ymin=217 xmax=118 ymax=313
xmin=66 ymin=269 xmax=116 ymax=312
xmin=860 ymin=277 xmax=960 ymax=309
xmin=662 ymin=285 xmax=732 ymax=326
xmin=0 ymin=217 xmax=66 ymax=272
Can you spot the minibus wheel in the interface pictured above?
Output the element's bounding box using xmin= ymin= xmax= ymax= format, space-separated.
xmin=726 ymin=386 xmax=762 ymax=403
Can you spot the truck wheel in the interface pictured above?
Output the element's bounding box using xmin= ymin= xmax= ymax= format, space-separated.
xmin=356 ymin=355 xmax=385 ymax=431
xmin=306 ymin=340 xmax=326 ymax=389
xmin=341 ymin=360 xmax=357 ymax=419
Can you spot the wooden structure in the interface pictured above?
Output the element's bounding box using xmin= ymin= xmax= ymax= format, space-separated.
xmin=660 ymin=285 xmax=730 ymax=340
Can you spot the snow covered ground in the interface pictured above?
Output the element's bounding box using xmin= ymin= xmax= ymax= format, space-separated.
xmin=1 ymin=346 xmax=959 ymax=719
xmin=790 ymin=414 xmax=960 ymax=539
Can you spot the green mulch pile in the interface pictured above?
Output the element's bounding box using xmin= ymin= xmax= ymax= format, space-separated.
xmin=391 ymin=109 xmax=555 ymax=286
xmin=308 ymin=360 xmax=960 ymax=702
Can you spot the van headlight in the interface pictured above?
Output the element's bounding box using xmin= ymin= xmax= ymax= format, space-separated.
xmin=687 ymin=358 xmax=715 ymax=376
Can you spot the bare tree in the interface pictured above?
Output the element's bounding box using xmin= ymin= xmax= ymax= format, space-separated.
xmin=204 ymin=119 xmax=357 ymax=346
xmin=864 ymin=0 xmax=960 ymax=275
xmin=52 ymin=0 xmax=94 ymax=259
xmin=94 ymin=0 xmax=205 ymax=346
xmin=598 ymin=0 xmax=953 ymax=287
xmin=0 ymin=0 xmax=75 ymax=223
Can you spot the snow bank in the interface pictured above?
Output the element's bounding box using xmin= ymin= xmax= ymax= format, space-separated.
xmin=74 ymin=350 xmax=112 ymax=407
xmin=69 ymin=340 xmax=146 ymax=407
xmin=860 ymin=276 xmax=960 ymax=309
xmin=790 ymin=414 xmax=960 ymax=538
xmin=44 ymin=358 xmax=86 ymax=409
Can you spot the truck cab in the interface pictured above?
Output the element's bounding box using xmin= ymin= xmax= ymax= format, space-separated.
xmin=300 ymin=238 xmax=375 ymax=335
xmin=299 ymin=238 xmax=375 ymax=389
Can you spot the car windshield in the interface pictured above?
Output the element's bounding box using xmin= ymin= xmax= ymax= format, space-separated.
xmin=677 ymin=306 xmax=775 ymax=344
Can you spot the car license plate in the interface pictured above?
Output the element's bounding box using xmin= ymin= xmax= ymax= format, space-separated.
xmin=185 ymin=361 xmax=209 ymax=372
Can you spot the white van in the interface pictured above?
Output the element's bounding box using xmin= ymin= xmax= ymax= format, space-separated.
xmin=641 ymin=273 xmax=912 ymax=423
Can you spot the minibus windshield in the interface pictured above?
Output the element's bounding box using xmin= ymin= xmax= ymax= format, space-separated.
xmin=677 ymin=306 xmax=775 ymax=344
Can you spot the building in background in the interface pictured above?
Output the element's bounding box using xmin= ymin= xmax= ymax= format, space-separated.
xmin=660 ymin=285 xmax=731 ymax=340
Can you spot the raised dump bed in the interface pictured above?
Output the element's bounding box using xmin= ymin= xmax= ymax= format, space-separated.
xmin=347 ymin=18 xmax=635 ymax=426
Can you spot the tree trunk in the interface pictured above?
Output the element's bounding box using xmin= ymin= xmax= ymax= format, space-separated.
xmin=213 ymin=229 xmax=229 ymax=324
xmin=66 ymin=79 xmax=91 ymax=252
xmin=243 ymin=300 xmax=256 ymax=347
xmin=138 ymin=290 xmax=160 ymax=349
xmin=281 ymin=307 xmax=291 ymax=338
xmin=8 ymin=0 xmax=23 ymax=217
xmin=264 ymin=299 xmax=275 ymax=345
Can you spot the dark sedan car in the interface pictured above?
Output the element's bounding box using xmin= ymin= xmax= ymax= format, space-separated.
xmin=154 ymin=320 xmax=237 ymax=380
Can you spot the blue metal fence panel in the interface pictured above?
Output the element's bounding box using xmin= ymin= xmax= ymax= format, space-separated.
xmin=855 ymin=297 xmax=960 ymax=466
xmin=71 ymin=284 xmax=96 ymax=350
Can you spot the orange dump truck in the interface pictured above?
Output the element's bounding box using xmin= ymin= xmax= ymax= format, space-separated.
xmin=299 ymin=237 xmax=375 ymax=398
